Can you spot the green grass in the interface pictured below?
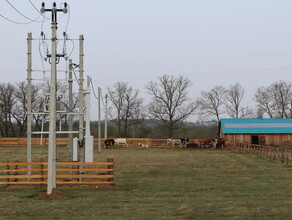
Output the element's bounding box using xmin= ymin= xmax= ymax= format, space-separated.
xmin=0 ymin=146 xmax=291 ymax=219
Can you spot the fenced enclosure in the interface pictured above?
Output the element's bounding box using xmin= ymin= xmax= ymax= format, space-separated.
xmin=0 ymin=147 xmax=291 ymax=218
xmin=0 ymin=137 xmax=167 ymax=147
xmin=0 ymin=159 xmax=114 ymax=186
xmin=232 ymin=142 xmax=292 ymax=165
xmin=0 ymin=137 xmax=225 ymax=148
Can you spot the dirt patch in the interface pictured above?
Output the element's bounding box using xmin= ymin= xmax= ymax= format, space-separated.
xmin=14 ymin=184 xmax=130 ymax=199
xmin=4 ymin=184 xmax=128 ymax=191
xmin=1 ymin=184 xmax=132 ymax=194
xmin=37 ymin=189 xmax=66 ymax=199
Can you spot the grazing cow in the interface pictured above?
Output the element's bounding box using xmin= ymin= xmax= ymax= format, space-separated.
xmin=167 ymin=139 xmax=173 ymax=147
xmin=167 ymin=138 xmax=181 ymax=147
xmin=194 ymin=138 xmax=212 ymax=148
xmin=114 ymin=138 xmax=128 ymax=147
xmin=104 ymin=139 xmax=115 ymax=148
xmin=193 ymin=138 xmax=201 ymax=147
xmin=180 ymin=138 xmax=189 ymax=148
xmin=138 ymin=143 xmax=149 ymax=148
xmin=212 ymin=138 xmax=225 ymax=148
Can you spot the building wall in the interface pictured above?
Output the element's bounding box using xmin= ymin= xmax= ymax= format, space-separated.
xmin=221 ymin=133 xmax=292 ymax=146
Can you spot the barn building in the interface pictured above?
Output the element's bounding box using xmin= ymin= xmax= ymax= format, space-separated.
xmin=220 ymin=118 xmax=292 ymax=146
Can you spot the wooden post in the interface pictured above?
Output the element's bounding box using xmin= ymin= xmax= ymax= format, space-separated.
xmin=41 ymin=158 xmax=44 ymax=184
xmin=107 ymin=158 xmax=114 ymax=183
xmin=7 ymin=160 xmax=9 ymax=184
xmin=78 ymin=164 xmax=80 ymax=182
xmin=14 ymin=160 xmax=18 ymax=183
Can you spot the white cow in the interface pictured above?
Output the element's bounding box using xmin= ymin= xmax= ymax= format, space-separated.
xmin=167 ymin=138 xmax=181 ymax=147
xmin=114 ymin=138 xmax=128 ymax=147
xmin=138 ymin=143 xmax=149 ymax=148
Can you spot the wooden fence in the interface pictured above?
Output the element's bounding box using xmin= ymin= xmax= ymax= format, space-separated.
xmin=0 ymin=159 xmax=114 ymax=185
xmin=0 ymin=137 xmax=170 ymax=148
xmin=0 ymin=138 xmax=68 ymax=147
xmin=232 ymin=142 xmax=292 ymax=165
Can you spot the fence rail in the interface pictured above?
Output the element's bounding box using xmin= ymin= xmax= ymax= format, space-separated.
xmin=232 ymin=143 xmax=292 ymax=165
xmin=0 ymin=137 xmax=172 ymax=147
xmin=0 ymin=159 xmax=114 ymax=185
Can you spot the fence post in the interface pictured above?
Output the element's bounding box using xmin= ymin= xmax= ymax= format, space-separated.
xmin=6 ymin=160 xmax=9 ymax=184
xmin=40 ymin=158 xmax=44 ymax=184
xmin=78 ymin=164 xmax=81 ymax=182
xmin=107 ymin=158 xmax=114 ymax=183
xmin=14 ymin=160 xmax=18 ymax=183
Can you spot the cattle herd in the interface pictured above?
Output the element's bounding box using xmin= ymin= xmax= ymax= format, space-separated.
xmin=104 ymin=138 xmax=227 ymax=149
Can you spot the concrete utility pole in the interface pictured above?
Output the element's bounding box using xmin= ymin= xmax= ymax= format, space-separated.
xmin=78 ymin=35 xmax=85 ymax=162
xmin=85 ymin=76 xmax=91 ymax=137
xmin=104 ymin=94 xmax=108 ymax=139
xmin=68 ymin=59 xmax=73 ymax=161
xmin=98 ymin=87 xmax=102 ymax=152
xmin=41 ymin=2 xmax=68 ymax=195
xmin=27 ymin=33 xmax=32 ymax=177
xmin=84 ymin=77 xmax=93 ymax=162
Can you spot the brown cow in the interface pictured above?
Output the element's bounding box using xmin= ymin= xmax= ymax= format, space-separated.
xmin=212 ymin=138 xmax=225 ymax=148
xmin=104 ymin=139 xmax=115 ymax=148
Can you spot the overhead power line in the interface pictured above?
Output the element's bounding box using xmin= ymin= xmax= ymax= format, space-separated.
xmin=95 ymin=65 xmax=292 ymax=83
xmin=89 ymin=77 xmax=99 ymax=100
xmin=5 ymin=0 xmax=42 ymax=22
xmin=0 ymin=13 xmax=35 ymax=25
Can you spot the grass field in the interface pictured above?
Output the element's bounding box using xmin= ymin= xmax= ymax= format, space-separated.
xmin=0 ymin=146 xmax=291 ymax=219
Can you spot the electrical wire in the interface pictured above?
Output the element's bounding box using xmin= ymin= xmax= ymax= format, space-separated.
xmin=66 ymin=39 xmax=75 ymax=58
xmin=62 ymin=3 xmax=70 ymax=33
xmin=100 ymin=89 xmax=105 ymax=106
xmin=61 ymin=3 xmax=71 ymax=59
xmin=38 ymin=14 xmax=48 ymax=75
xmin=72 ymin=67 xmax=80 ymax=86
xmin=39 ymin=40 xmax=49 ymax=60
xmin=28 ymin=0 xmax=51 ymax=20
xmin=89 ymin=77 xmax=99 ymax=100
xmin=0 ymin=13 xmax=37 ymax=25
xmin=96 ymin=65 xmax=292 ymax=83
xmin=5 ymin=0 xmax=43 ymax=22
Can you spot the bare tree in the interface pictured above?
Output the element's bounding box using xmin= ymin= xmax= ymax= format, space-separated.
xmin=254 ymin=87 xmax=275 ymax=118
xmin=12 ymin=81 xmax=40 ymax=137
xmin=0 ymin=83 xmax=16 ymax=137
xmin=197 ymin=86 xmax=226 ymax=132
xmin=145 ymin=75 xmax=197 ymax=138
xmin=121 ymin=86 xmax=144 ymax=137
xmin=108 ymin=81 xmax=144 ymax=137
xmin=224 ymin=83 xmax=253 ymax=118
xmin=255 ymin=81 xmax=292 ymax=118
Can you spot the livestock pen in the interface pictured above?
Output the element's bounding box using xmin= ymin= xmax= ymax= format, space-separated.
xmin=0 ymin=146 xmax=291 ymax=219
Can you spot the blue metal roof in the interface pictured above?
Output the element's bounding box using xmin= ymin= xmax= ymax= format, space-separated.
xmin=220 ymin=118 xmax=292 ymax=134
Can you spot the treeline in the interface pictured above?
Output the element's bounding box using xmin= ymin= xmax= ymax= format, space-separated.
xmin=1 ymin=75 xmax=292 ymax=138
xmin=91 ymin=120 xmax=217 ymax=139
xmin=0 ymin=81 xmax=78 ymax=138
xmin=107 ymin=75 xmax=292 ymax=138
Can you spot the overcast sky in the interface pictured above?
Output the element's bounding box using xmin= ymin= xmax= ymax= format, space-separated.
xmin=1 ymin=1 xmax=292 ymax=120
